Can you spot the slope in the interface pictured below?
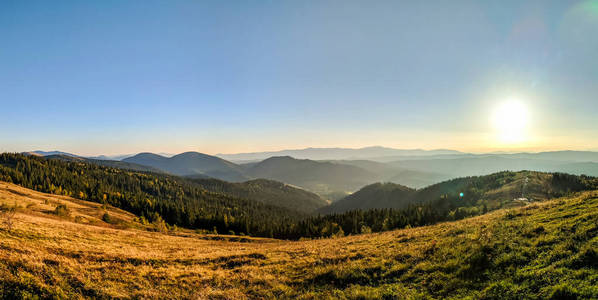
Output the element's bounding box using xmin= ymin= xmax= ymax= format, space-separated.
xmin=187 ymin=177 xmax=328 ymax=214
xmin=322 ymin=171 xmax=598 ymax=214
xmin=44 ymin=154 xmax=165 ymax=174
xmin=329 ymin=159 xmax=451 ymax=188
xmin=245 ymin=156 xmax=377 ymax=198
xmin=123 ymin=152 xmax=248 ymax=182
xmin=0 ymin=153 xmax=303 ymax=237
xmin=0 ymin=181 xmax=596 ymax=299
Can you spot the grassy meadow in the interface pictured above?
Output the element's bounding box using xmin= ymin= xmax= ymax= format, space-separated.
xmin=0 ymin=181 xmax=597 ymax=299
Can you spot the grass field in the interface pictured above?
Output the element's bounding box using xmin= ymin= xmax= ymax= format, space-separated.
xmin=0 ymin=181 xmax=596 ymax=299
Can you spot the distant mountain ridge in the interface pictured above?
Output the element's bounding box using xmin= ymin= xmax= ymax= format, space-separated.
xmin=24 ymin=149 xmax=598 ymax=203
xmin=243 ymin=156 xmax=377 ymax=198
xmin=389 ymin=155 xmax=598 ymax=178
xmin=218 ymin=146 xmax=463 ymax=162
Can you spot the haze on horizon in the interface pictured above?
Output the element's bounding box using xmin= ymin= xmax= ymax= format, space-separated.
xmin=2 ymin=1 xmax=598 ymax=156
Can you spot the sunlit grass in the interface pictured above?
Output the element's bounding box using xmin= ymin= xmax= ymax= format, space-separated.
xmin=0 ymin=181 xmax=596 ymax=299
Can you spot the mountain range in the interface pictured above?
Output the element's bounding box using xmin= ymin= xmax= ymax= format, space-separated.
xmin=25 ymin=148 xmax=598 ymax=204
xmin=217 ymin=146 xmax=463 ymax=162
xmin=123 ymin=152 xmax=248 ymax=182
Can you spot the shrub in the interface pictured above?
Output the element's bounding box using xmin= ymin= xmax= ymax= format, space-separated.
xmin=102 ymin=213 xmax=112 ymax=224
xmin=54 ymin=204 xmax=70 ymax=217
xmin=0 ymin=204 xmax=17 ymax=231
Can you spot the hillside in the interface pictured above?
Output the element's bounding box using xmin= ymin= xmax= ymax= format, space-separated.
xmin=44 ymin=154 xmax=165 ymax=174
xmin=187 ymin=177 xmax=328 ymax=214
xmin=1 ymin=181 xmax=596 ymax=299
xmin=245 ymin=156 xmax=377 ymax=198
xmin=123 ymin=152 xmax=248 ymax=182
xmin=0 ymin=153 xmax=304 ymax=238
xmin=328 ymin=159 xmax=451 ymax=188
xmin=42 ymin=155 xmax=326 ymax=214
xmin=321 ymin=171 xmax=598 ymax=214
xmin=321 ymin=182 xmax=416 ymax=212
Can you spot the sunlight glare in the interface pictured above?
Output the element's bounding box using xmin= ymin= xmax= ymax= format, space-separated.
xmin=492 ymin=100 xmax=529 ymax=144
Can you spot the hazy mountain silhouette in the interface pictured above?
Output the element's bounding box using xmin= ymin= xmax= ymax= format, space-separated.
xmin=328 ymin=159 xmax=451 ymax=188
xmin=243 ymin=156 xmax=378 ymax=198
xmin=389 ymin=155 xmax=598 ymax=177
xmin=218 ymin=146 xmax=463 ymax=162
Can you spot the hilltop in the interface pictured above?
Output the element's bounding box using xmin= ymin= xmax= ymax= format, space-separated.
xmin=320 ymin=171 xmax=598 ymax=214
xmin=0 ymin=181 xmax=596 ymax=299
xmin=123 ymin=152 xmax=249 ymax=182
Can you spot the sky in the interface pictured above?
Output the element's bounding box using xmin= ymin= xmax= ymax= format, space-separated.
xmin=1 ymin=0 xmax=598 ymax=156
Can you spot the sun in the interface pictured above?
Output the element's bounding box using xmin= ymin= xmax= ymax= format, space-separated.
xmin=492 ymin=100 xmax=529 ymax=144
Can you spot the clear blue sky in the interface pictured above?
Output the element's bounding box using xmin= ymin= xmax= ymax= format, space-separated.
xmin=1 ymin=0 xmax=597 ymax=155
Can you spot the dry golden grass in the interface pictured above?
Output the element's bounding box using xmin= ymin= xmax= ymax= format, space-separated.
xmin=1 ymin=181 xmax=597 ymax=299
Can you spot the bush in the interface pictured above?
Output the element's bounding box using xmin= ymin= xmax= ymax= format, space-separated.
xmin=54 ymin=204 xmax=70 ymax=217
xmin=102 ymin=213 xmax=112 ymax=224
xmin=0 ymin=204 xmax=17 ymax=231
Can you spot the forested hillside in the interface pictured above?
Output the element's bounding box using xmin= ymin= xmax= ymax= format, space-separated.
xmin=244 ymin=156 xmax=377 ymax=198
xmin=322 ymin=171 xmax=598 ymax=214
xmin=2 ymin=153 xmax=596 ymax=240
xmin=0 ymin=153 xmax=302 ymax=237
xmin=187 ymin=177 xmax=328 ymax=214
xmin=43 ymin=154 xmax=164 ymax=173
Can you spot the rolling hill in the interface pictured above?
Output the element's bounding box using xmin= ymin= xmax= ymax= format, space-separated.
xmin=1 ymin=181 xmax=596 ymax=299
xmin=244 ymin=156 xmax=377 ymax=198
xmin=329 ymin=159 xmax=451 ymax=188
xmin=321 ymin=171 xmax=598 ymax=214
xmin=123 ymin=152 xmax=248 ymax=182
xmin=0 ymin=153 xmax=305 ymax=237
xmin=44 ymin=154 xmax=165 ymax=173
xmin=187 ymin=177 xmax=328 ymax=214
